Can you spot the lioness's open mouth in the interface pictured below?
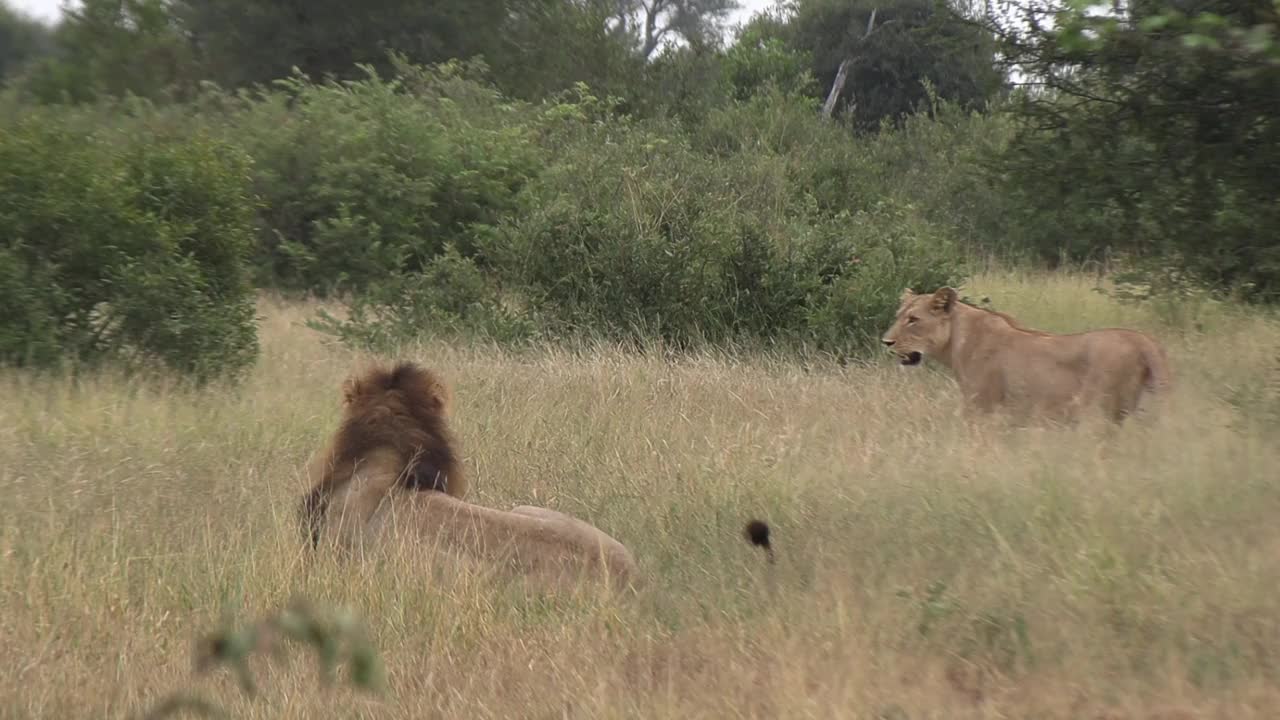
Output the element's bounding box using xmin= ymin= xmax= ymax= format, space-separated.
xmin=900 ymin=351 xmax=922 ymax=366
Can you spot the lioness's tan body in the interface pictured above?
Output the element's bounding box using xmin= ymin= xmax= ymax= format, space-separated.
xmin=319 ymin=448 xmax=638 ymax=592
xmin=882 ymin=288 xmax=1172 ymax=423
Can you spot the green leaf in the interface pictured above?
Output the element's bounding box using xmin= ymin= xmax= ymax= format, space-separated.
xmin=1191 ymin=12 xmax=1227 ymax=29
xmin=1240 ymin=24 xmax=1277 ymax=55
xmin=1181 ymin=33 xmax=1222 ymax=50
xmin=348 ymin=645 xmax=387 ymax=691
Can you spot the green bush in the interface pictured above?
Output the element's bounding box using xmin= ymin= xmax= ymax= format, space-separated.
xmin=803 ymin=202 xmax=968 ymax=352
xmin=1003 ymin=114 xmax=1280 ymax=297
xmin=222 ymin=60 xmax=544 ymax=294
xmin=313 ymin=83 xmax=969 ymax=357
xmin=488 ymin=96 xmax=966 ymax=355
xmin=840 ymin=89 xmax=1019 ymax=257
xmin=308 ymin=245 xmax=538 ymax=350
xmin=28 ymin=63 xmax=968 ymax=358
xmin=995 ymin=1 xmax=1280 ymax=299
xmin=0 ymin=112 xmax=259 ymax=379
xmin=721 ymin=34 xmax=815 ymax=103
xmin=692 ymin=86 xmax=1017 ymax=256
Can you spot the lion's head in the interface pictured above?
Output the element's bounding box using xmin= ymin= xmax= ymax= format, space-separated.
xmin=880 ymin=287 xmax=958 ymax=367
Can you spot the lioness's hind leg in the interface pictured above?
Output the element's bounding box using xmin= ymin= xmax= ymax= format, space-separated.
xmin=1108 ymin=368 xmax=1147 ymax=423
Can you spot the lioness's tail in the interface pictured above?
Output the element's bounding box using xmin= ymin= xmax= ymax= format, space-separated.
xmin=1134 ymin=335 xmax=1173 ymax=419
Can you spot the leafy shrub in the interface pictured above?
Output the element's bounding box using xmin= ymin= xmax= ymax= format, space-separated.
xmin=0 ymin=111 xmax=259 ymax=379
xmin=721 ymin=33 xmax=815 ymax=103
xmin=308 ymin=245 xmax=538 ymax=350
xmin=81 ymin=62 xmax=962 ymax=357
xmin=840 ymin=88 xmax=1019 ymax=257
xmin=997 ymin=0 xmax=1280 ymax=299
xmin=143 ymin=598 xmax=385 ymax=719
xmin=484 ymin=97 xmax=966 ymax=355
xmin=1004 ymin=113 xmax=1280 ymax=298
xmin=693 ymin=86 xmax=1017 ymax=257
xmin=316 ymin=84 xmax=968 ymax=356
xmin=221 ymin=60 xmax=544 ymax=294
xmin=803 ymin=202 xmax=968 ymax=352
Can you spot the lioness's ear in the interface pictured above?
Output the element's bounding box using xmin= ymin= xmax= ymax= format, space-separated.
xmin=932 ymin=287 xmax=957 ymax=313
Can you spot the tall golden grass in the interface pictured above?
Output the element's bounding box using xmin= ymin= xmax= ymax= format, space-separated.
xmin=2 ymin=271 xmax=1278 ymax=719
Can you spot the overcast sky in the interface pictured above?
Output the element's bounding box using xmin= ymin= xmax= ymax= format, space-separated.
xmin=8 ymin=0 xmax=61 ymax=22
xmin=9 ymin=0 xmax=781 ymax=28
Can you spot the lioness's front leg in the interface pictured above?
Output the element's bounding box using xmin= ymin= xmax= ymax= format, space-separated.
xmin=965 ymin=373 xmax=1005 ymax=415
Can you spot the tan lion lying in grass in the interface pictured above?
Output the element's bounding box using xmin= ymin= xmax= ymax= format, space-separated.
xmin=881 ymin=287 xmax=1172 ymax=423
xmin=299 ymin=361 xmax=638 ymax=592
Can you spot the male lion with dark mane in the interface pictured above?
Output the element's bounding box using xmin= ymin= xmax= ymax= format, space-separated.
xmin=299 ymin=361 xmax=638 ymax=592
xmin=881 ymin=287 xmax=1172 ymax=423
xmin=298 ymin=360 xmax=467 ymax=549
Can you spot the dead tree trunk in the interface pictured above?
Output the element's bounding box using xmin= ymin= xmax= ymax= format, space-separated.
xmin=821 ymin=8 xmax=878 ymax=119
xmin=822 ymin=59 xmax=852 ymax=117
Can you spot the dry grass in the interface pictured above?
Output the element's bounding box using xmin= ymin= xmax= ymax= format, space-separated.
xmin=2 ymin=271 xmax=1279 ymax=719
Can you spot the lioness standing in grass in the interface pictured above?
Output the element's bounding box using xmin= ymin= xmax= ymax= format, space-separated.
xmin=881 ymin=287 xmax=1172 ymax=423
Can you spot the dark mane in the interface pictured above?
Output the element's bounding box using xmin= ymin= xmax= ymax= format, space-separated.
xmin=300 ymin=361 xmax=464 ymax=548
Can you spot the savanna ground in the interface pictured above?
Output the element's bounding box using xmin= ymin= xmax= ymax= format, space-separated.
xmin=2 ymin=271 xmax=1279 ymax=719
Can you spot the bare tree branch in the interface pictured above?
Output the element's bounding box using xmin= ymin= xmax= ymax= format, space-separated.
xmin=616 ymin=0 xmax=739 ymax=59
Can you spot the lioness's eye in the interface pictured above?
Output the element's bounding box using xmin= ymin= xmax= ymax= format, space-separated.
xmin=907 ymin=316 xmax=918 ymax=324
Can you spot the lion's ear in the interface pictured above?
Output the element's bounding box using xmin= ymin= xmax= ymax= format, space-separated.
xmin=931 ymin=287 xmax=958 ymax=313
xmin=437 ymin=380 xmax=455 ymax=418
xmin=341 ymin=376 xmax=360 ymax=406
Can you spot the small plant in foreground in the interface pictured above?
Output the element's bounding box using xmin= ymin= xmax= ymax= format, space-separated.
xmin=139 ymin=598 xmax=384 ymax=719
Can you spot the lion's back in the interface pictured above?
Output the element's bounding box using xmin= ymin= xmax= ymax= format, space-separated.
xmin=508 ymin=505 xmax=639 ymax=588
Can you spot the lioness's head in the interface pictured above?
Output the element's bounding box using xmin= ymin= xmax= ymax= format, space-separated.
xmin=880 ymin=287 xmax=958 ymax=366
